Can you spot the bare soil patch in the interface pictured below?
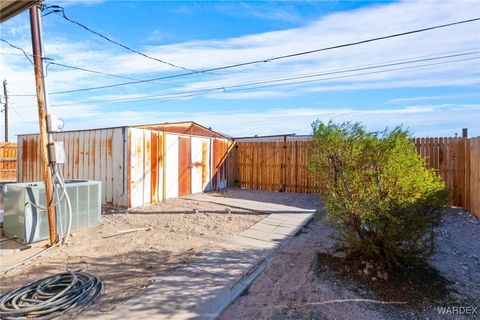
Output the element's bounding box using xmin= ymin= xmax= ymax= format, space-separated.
xmin=0 ymin=196 xmax=265 ymax=312
xmin=220 ymin=207 xmax=480 ymax=320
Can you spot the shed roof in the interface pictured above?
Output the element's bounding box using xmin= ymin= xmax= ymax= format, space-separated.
xmin=134 ymin=121 xmax=227 ymax=139
xmin=17 ymin=121 xmax=230 ymax=139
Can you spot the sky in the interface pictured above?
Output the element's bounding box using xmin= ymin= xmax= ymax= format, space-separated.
xmin=0 ymin=0 xmax=479 ymax=139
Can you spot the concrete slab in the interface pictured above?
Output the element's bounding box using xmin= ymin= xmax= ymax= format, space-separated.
xmin=186 ymin=246 xmax=264 ymax=282
xmin=91 ymin=192 xmax=315 ymax=320
xmin=184 ymin=193 xmax=313 ymax=214
xmin=90 ymin=266 xmax=243 ymax=320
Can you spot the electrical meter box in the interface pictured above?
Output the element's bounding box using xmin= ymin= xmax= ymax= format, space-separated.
xmin=48 ymin=141 xmax=66 ymax=164
xmin=3 ymin=180 xmax=101 ymax=243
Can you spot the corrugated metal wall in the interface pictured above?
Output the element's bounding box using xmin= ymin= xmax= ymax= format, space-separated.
xmin=165 ymin=133 xmax=179 ymax=200
xmin=17 ymin=128 xmax=128 ymax=207
xmin=130 ymin=131 xmax=228 ymax=207
xmin=18 ymin=127 xmax=231 ymax=208
xmin=128 ymin=128 xmax=167 ymax=207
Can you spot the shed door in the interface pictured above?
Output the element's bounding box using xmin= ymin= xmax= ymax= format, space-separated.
xmin=130 ymin=129 xmax=145 ymax=208
xmin=178 ymin=137 xmax=191 ymax=196
xmin=165 ymin=134 xmax=179 ymax=199
xmin=191 ymin=137 xmax=211 ymax=194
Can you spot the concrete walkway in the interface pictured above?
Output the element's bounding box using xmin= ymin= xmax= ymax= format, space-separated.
xmin=92 ymin=193 xmax=315 ymax=320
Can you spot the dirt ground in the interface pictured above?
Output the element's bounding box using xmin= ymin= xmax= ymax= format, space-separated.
xmin=0 ymin=196 xmax=265 ymax=312
xmin=220 ymin=207 xmax=480 ymax=320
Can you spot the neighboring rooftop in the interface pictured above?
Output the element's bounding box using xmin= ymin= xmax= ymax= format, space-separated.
xmin=234 ymin=134 xmax=313 ymax=142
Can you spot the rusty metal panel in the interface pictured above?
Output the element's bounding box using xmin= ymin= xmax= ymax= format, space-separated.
xmin=178 ymin=136 xmax=191 ymax=196
xmin=202 ymin=139 xmax=210 ymax=191
xmin=17 ymin=127 xmax=127 ymax=207
xmin=150 ymin=131 xmax=164 ymax=204
xmin=104 ymin=129 xmax=113 ymax=204
xmin=129 ymin=128 xmax=145 ymax=208
xmin=165 ymin=133 xmax=179 ymax=199
xmin=143 ymin=130 xmax=152 ymax=206
xmin=151 ymin=131 xmax=159 ymax=203
xmin=191 ymin=137 xmax=210 ymax=193
xmin=113 ymin=128 xmax=127 ymax=208
xmin=127 ymin=128 xmax=163 ymax=208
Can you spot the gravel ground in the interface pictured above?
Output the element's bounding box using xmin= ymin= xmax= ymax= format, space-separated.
xmin=0 ymin=196 xmax=266 ymax=312
xmin=220 ymin=207 xmax=480 ymax=320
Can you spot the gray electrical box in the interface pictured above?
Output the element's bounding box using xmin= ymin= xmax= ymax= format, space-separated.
xmin=3 ymin=180 xmax=101 ymax=243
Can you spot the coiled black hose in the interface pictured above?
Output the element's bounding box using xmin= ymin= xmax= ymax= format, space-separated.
xmin=0 ymin=271 xmax=102 ymax=319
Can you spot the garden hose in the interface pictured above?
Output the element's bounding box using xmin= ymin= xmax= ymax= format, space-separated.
xmin=0 ymin=271 xmax=102 ymax=319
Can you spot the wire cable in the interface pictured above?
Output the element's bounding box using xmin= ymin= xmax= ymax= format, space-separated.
xmin=46 ymin=61 xmax=182 ymax=88
xmin=0 ymin=39 xmax=35 ymax=66
xmin=5 ymin=17 xmax=480 ymax=97
xmin=42 ymin=5 xmax=199 ymax=73
xmin=38 ymin=52 xmax=479 ymax=108
xmin=0 ymin=271 xmax=102 ymax=319
xmin=27 ymin=16 xmax=480 ymax=95
xmin=9 ymin=55 xmax=478 ymax=110
xmin=0 ymin=39 xmax=182 ymax=93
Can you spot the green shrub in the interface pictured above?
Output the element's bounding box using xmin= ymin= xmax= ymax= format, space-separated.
xmin=309 ymin=121 xmax=448 ymax=268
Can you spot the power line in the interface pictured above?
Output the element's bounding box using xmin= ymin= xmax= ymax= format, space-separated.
xmin=37 ymin=54 xmax=478 ymax=108
xmin=0 ymin=51 xmax=26 ymax=56
xmin=46 ymin=62 xmax=182 ymax=88
xmin=220 ymin=57 xmax=479 ymax=94
xmin=9 ymin=46 xmax=480 ymax=98
xmin=0 ymin=39 xmax=35 ymax=65
xmin=42 ymin=5 xmax=200 ymax=73
xmin=30 ymin=16 xmax=480 ymax=95
xmin=0 ymin=38 xmax=182 ymax=95
xmin=0 ymin=38 xmax=51 ymax=81
xmin=11 ymin=52 xmax=478 ymax=107
xmin=47 ymin=62 xmax=140 ymax=80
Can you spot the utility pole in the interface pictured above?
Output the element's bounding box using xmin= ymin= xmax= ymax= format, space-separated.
xmin=2 ymin=80 xmax=7 ymax=142
xmin=29 ymin=5 xmax=56 ymax=245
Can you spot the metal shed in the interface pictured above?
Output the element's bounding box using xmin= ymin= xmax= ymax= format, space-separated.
xmin=17 ymin=121 xmax=232 ymax=208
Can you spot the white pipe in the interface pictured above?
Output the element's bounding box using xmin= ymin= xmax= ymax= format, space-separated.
xmin=53 ymin=175 xmax=64 ymax=242
xmin=58 ymin=167 xmax=72 ymax=245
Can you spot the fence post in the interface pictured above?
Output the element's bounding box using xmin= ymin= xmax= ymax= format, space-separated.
xmin=281 ymin=135 xmax=287 ymax=192
xmin=463 ymin=129 xmax=470 ymax=212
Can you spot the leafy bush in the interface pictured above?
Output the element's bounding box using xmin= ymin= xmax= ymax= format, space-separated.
xmin=309 ymin=121 xmax=448 ymax=268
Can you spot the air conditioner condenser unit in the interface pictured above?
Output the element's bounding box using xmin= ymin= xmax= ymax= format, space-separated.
xmin=3 ymin=180 xmax=101 ymax=244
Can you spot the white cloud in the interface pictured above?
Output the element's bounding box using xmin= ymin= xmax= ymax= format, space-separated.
xmin=3 ymin=97 xmax=478 ymax=139
xmin=50 ymin=0 xmax=105 ymax=7
xmin=387 ymin=93 xmax=480 ymax=104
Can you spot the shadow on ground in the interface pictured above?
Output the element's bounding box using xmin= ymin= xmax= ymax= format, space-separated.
xmin=1 ymin=242 xmax=275 ymax=318
xmin=209 ymin=188 xmax=322 ymax=210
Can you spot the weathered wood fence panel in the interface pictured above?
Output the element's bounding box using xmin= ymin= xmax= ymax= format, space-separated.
xmin=466 ymin=137 xmax=480 ymax=215
xmin=414 ymin=137 xmax=466 ymax=207
xmin=228 ymin=140 xmax=319 ymax=194
xmin=0 ymin=142 xmax=17 ymax=182
xmin=227 ymin=137 xmax=480 ymax=217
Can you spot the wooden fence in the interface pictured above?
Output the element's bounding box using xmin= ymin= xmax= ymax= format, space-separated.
xmin=226 ymin=140 xmax=318 ymax=193
xmin=226 ymin=136 xmax=480 ymax=217
xmin=0 ymin=142 xmax=17 ymax=182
